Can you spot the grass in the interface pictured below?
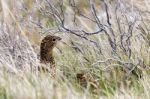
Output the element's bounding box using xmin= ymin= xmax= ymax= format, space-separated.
xmin=0 ymin=0 xmax=150 ymax=99
xmin=0 ymin=72 xmax=149 ymax=99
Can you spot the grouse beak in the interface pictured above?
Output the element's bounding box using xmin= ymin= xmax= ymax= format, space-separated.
xmin=58 ymin=37 xmax=62 ymax=41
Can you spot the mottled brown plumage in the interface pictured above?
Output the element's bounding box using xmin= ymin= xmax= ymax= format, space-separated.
xmin=76 ymin=73 xmax=98 ymax=89
xmin=39 ymin=35 xmax=61 ymax=74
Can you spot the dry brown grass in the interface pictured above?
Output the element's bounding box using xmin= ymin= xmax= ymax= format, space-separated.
xmin=0 ymin=0 xmax=149 ymax=99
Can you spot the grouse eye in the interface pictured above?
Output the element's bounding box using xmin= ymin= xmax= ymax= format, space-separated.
xmin=52 ymin=38 xmax=56 ymax=41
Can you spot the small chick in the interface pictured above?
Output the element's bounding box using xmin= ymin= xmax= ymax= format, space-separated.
xmin=76 ymin=73 xmax=98 ymax=89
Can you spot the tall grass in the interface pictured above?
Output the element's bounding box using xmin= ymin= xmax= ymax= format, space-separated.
xmin=0 ymin=0 xmax=149 ymax=99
